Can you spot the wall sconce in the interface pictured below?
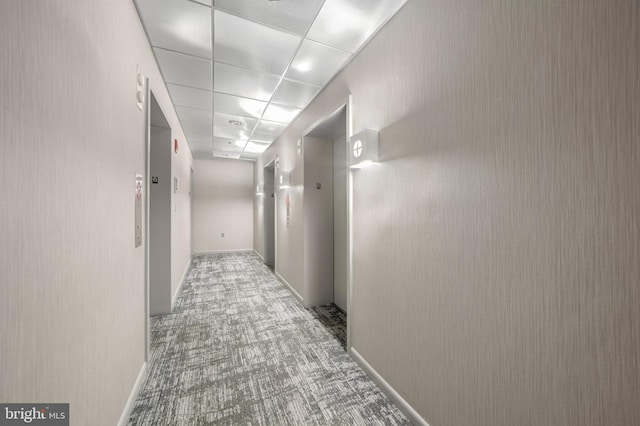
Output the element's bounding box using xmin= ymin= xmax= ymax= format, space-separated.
xmin=136 ymin=68 xmax=145 ymax=111
xmin=256 ymin=183 xmax=264 ymax=195
xmin=278 ymin=171 xmax=291 ymax=189
xmin=349 ymin=129 xmax=379 ymax=169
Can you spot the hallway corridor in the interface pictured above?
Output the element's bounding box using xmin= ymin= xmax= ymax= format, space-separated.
xmin=128 ymin=253 xmax=408 ymax=425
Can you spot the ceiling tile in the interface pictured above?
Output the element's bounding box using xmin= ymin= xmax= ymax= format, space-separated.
xmin=214 ymin=92 xmax=267 ymax=119
xmin=189 ymin=145 xmax=212 ymax=158
xmin=262 ymin=103 xmax=302 ymax=123
xmin=213 ymin=138 xmax=244 ymax=153
xmin=189 ymin=140 xmax=212 ymax=149
xmin=244 ymin=141 xmax=270 ymax=154
xmin=167 ymin=84 xmax=212 ymax=111
xmin=191 ymin=148 xmax=211 ymax=156
xmin=254 ymin=119 xmax=288 ymax=135
xmin=136 ymin=0 xmax=211 ymax=59
xmin=214 ymin=112 xmax=258 ymax=133
xmin=214 ymin=10 xmax=301 ymax=75
xmin=272 ymin=79 xmax=321 ymax=108
xmin=182 ymin=120 xmax=212 ymax=138
xmin=214 ymin=62 xmax=280 ymax=101
xmin=176 ymin=105 xmax=212 ymax=124
xmin=136 ymin=0 xmax=408 ymax=162
xmin=249 ymin=132 xmax=277 ymax=144
xmin=212 ymin=124 xmax=251 ymax=141
xmin=213 ymin=151 xmax=241 ymax=159
xmin=185 ymin=132 xmax=212 ymax=144
xmin=190 ymin=141 xmax=213 ymax=159
xmin=285 ymin=39 xmax=350 ymax=86
xmin=213 ymin=0 xmax=323 ymax=35
xmin=307 ymin=0 xmax=406 ymax=53
xmin=154 ymin=48 xmax=212 ymax=90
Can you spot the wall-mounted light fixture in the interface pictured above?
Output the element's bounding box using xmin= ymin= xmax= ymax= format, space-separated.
xmin=278 ymin=171 xmax=291 ymax=189
xmin=256 ymin=183 xmax=265 ymax=195
xmin=136 ymin=67 xmax=145 ymax=111
xmin=349 ymin=129 xmax=379 ymax=169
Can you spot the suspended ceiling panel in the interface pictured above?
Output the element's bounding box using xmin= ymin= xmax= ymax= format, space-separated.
xmin=251 ymin=132 xmax=278 ymax=144
xmin=182 ymin=121 xmax=213 ymax=139
xmin=135 ymin=0 xmax=407 ymax=161
xmin=214 ymin=0 xmax=323 ymax=35
xmin=307 ymin=0 xmax=406 ymax=53
xmin=175 ymin=105 xmax=212 ymax=124
xmin=214 ymin=11 xmax=301 ymax=76
xmin=286 ymin=39 xmax=351 ymax=86
xmin=214 ymin=112 xmax=258 ymax=133
xmin=255 ymin=119 xmax=288 ymax=135
xmin=213 ymin=92 xmax=267 ymax=119
xmin=214 ymin=62 xmax=280 ymax=101
xmin=262 ymin=103 xmax=302 ymax=124
xmin=272 ymin=79 xmax=322 ymax=109
xmin=153 ymin=48 xmax=212 ymax=90
xmin=137 ymin=0 xmax=212 ymax=59
xmin=213 ymin=138 xmax=244 ymax=157
xmin=167 ymin=84 xmax=212 ymax=111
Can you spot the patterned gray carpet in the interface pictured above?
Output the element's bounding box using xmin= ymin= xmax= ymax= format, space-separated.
xmin=128 ymin=252 xmax=409 ymax=425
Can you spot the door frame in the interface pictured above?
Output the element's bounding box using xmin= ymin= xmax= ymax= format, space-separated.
xmin=300 ymin=95 xmax=353 ymax=351
xmin=143 ymin=79 xmax=150 ymax=362
xmin=262 ymin=157 xmax=276 ymax=268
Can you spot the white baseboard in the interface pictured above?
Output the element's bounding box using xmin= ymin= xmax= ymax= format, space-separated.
xmin=350 ymin=348 xmax=429 ymax=426
xmin=117 ymin=361 xmax=148 ymax=426
xmin=275 ymin=271 xmax=303 ymax=304
xmin=171 ymin=260 xmax=191 ymax=310
xmin=253 ymin=249 xmax=264 ymax=261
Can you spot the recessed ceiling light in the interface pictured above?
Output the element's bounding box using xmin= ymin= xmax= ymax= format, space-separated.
xmin=228 ymin=119 xmax=244 ymax=126
xmin=293 ymin=60 xmax=313 ymax=73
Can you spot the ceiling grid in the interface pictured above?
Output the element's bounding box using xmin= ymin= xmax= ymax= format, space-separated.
xmin=135 ymin=0 xmax=407 ymax=160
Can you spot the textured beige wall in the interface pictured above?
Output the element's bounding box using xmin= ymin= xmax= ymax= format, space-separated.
xmin=0 ymin=1 xmax=190 ymax=424
xmin=267 ymin=146 xmax=306 ymax=295
xmin=256 ymin=1 xmax=640 ymax=424
xmin=192 ymin=159 xmax=254 ymax=253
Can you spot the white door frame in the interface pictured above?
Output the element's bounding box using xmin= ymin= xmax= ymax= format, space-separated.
xmin=143 ymin=79 xmax=150 ymax=362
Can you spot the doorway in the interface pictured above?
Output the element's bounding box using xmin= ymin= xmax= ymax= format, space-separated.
xmin=263 ymin=160 xmax=276 ymax=268
xmin=148 ymin=93 xmax=172 ymax=316
xmin=303 ymin=105 xmax=348 ymax=312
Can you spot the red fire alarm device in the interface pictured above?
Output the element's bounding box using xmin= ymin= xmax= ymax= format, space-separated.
xmin=174 ymin=139 xmax=179 ymax=153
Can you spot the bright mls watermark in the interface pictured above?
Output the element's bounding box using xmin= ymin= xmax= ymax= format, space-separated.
xmin=0 ymin=404 xmax=68 ymax=425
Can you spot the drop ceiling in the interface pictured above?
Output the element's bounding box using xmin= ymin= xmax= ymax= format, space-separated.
xmin=134 ymin=0 xmax=407 ymax=161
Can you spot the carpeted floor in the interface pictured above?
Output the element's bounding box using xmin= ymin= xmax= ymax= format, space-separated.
xmin=128 ymin=252 xmax=409 ymax=425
